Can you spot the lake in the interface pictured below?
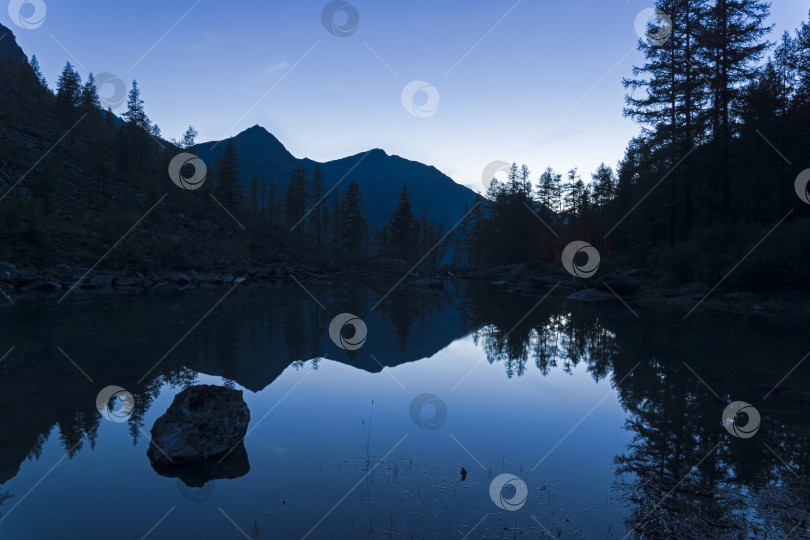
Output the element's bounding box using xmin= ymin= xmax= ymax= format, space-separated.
xmin=0 ymin=283 xmax=807 ymax=539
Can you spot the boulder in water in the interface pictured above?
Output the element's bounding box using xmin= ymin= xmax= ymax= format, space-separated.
xmin=147 ymin=385 xmax=250 ymax=467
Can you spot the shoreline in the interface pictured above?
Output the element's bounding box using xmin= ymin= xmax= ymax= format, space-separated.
xmin=1 ymin=260 xmax=807 ymax=319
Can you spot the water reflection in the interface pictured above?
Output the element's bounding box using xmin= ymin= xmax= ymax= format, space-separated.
xmin=151 ymin=443 xmax=250 ymax=488
xmin=462 ymin=286 xmax=810 ymax=537
xmin=614 ymin=360 xmax=810 ymax=538
xmin=0 ymin=283 xmax=807 ymax=537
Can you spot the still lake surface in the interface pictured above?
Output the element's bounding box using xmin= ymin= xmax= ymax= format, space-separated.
xmin=0 ymin=283 xmax=808 ymax=539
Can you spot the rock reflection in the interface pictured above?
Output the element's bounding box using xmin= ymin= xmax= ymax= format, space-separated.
xmin=151 ymin=444 xmax=250 ymax=489
xmin=0 ymin=283 xmax=808 ymax=537
xmin=146 ymin=385 xmax=251 ymax=488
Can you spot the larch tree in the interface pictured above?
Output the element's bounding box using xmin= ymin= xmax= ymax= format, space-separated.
xmin=624 ymin=0 xmax=708 ymax=241
xmin=536 ymin=167 xmax=562 ymax=216
xmin=702 ymin=0 xmax=772 ymax=212
xmin=180 ymin=125 xmax=198 ymax=149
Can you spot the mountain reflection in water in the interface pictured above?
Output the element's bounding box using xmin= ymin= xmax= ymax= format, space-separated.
xmin=0 ymin=283 xmax=807 ymax=539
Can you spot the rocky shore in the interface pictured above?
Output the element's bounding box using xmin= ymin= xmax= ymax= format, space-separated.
xmin=0 ymin=256 xmax=435 ymax=301
xmin=0 ymin=258 xmax=308 ymax=299
xmin=455 ymin=261 xmax=810 ymax=316
xmin=1 ymin=257 xmax=805 ymax=316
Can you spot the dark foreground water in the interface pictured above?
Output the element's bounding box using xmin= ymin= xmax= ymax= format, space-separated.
xmin=0 ymin=283 xmax=808 ymax=539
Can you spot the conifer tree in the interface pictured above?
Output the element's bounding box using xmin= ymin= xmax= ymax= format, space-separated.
xmin=387 ymin=185 xmax=418 ymax=262
xmin=329 ymin=190 xmax=343 ymax=247
xmin=341 ymin=181 xmax=366 ymax=258
xmin=104 ymin=107 xmax=115 ymax=130
xmin=249 ymin=174 xmax=259 ymax=213
xmin=215 ymin=139 xmax=243 ymax=208
xmin=30 ymin=55 xmax=47 ymax=88
xmin=180 ymin=125 xmax=198 ymax=149
xmin=506 ymin=162 xmax=520 ymax=195
xmin=624 ymin=0 xmax=708 ymax=239
xmin=55 ymin=62 xmax=81 ymax=121
xmin=285 ymin=167 xmax=309 ymax=238
xmin=563 ymin=169 xmax=584 ymax=216
xmin=450 ymin=204 xmax=469 ymax=267
xmin=702 ymin=0 xmax=772 ymax=211
xmin=536 ymin=167 xmax=562 ymax=215
xmin=309 ymin=165 xmax=325 ymax=243
xmin=80 ymin=73 xmax=101 ymax=111
xmin=124 ymin=80 xmax=149 ymax=129
xmin=591 ymin=163 xmax=616 ymax=207
xmin=259 ymin=175 xmax=267 ymax=218
xmin=267 ymin=178 xmax=277 ymax=224
xmin=520 ymin=164 xmax=532 ymax=196
xmin=797 ymin=14 xmax=810 ymax=104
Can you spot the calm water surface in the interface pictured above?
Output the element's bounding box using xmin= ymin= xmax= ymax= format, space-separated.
xmin=0 ymin=283 xmax=808 ymax=539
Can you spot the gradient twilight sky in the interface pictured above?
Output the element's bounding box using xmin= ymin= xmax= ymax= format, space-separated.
xmin=6 ymin=0 xmax=808 ymax=192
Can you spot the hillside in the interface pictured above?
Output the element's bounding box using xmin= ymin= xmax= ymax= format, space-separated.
xmin=0 ymin=21 xmax=474 ymax=286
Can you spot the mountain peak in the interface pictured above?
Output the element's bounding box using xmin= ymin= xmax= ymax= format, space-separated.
xmin=243 ymin=124 xmax=269 ymax=135
xmin=195 ymin=128 xmax=478 ymax=232
xmin=233 ymin=124 xmax=293 ymax=155
xmin=236 ymin=124 xmax=279 ymax=142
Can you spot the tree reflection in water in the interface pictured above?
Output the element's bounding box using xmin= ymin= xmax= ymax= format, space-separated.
xmin=466 ymin=286 xmax=810 ymax=539
xmin=0 ymin=283 xmax=808 ymax=537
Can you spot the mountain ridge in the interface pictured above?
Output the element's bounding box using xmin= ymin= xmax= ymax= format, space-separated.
xmin=195 ymin=125 xmax=478 ymax=231
xmin=0 ymin=18 xmax=478 ymax=234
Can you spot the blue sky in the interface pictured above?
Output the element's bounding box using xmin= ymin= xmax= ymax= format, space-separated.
xmin=6 ymin=0 xmax=808 ymax=192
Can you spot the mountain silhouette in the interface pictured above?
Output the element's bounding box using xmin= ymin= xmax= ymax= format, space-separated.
xmin=195 ymin=126 xmax=479 ymax=231
xmin=0 ymin=23 xmax=27 ymax=65
xmin=0 ymin=20 xmax=480 ymax=272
